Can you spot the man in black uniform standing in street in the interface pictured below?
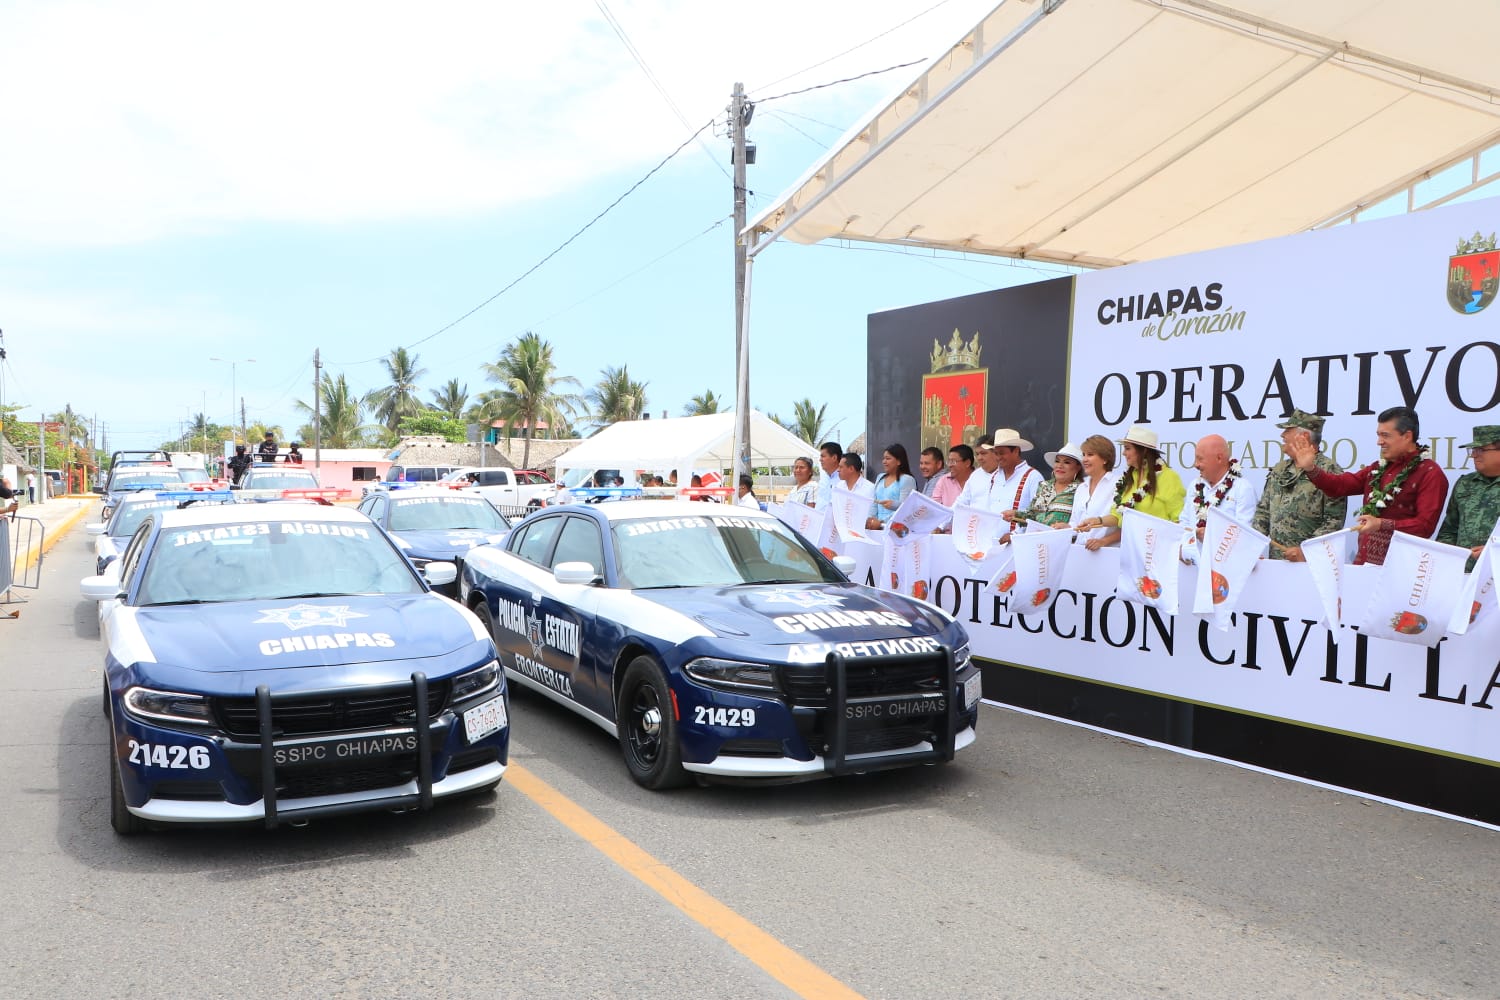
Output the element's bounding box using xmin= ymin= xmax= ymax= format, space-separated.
xmin=228 ymin=445 xmax=253 ymax=486
xmin=258 ymin=431 xmax=279 ymax=463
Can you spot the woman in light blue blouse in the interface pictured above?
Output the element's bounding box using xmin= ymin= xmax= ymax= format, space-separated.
xmin=871 ymin=443 xmax=916 ymax=528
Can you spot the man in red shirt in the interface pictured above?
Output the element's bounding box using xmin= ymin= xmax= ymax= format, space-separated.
xmin=1285 ymin=405 xmax=1448 ymax=565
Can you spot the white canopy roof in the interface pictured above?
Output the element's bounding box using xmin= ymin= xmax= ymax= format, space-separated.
xmin=748 ymin=0 xmax=1500 ymax=268
xmin=553 ymin=411 xmax=818 ymax=479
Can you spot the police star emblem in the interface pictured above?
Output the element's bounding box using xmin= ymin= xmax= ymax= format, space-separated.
xmin=525 ymin=609 xmax=546 ymax=659
xmin=760 ymin=588 xmax=847 ymax=609
xmin=255 ymin=603 xmax=368 ymax=630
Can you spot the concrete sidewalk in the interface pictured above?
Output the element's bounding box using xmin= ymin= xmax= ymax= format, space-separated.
xmin=5 ymin=494 xmax=97 ymax=589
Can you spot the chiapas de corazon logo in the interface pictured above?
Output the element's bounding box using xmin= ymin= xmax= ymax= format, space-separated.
xmin=1448 ymin=231 xmax=1499 ymax=314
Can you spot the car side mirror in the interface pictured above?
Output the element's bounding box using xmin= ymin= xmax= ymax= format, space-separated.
xmin=554 ymin=561 xmax=598 ymax=586
xmin=80 ymin=576 xmax=122 ymax=602
xmin=832 ymin=555 xmax=857 ymax=577
xmin=423 ymin=562 xmax=458 ymax=586
xmin=86 ymin=523 xmax=106 ymax=536
xmin=92 ymin=486 xmax=105 ymax=495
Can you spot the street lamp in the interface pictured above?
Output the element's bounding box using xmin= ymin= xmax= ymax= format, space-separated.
xmin=208 ymin=357 xmax=256 ymax=448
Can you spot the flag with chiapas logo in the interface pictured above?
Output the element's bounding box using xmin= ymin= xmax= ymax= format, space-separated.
xmin=1118 ymin=509 xmax=1184 ymax=614
xmin=1194 ymin=507 xmax=1270 ymax=630
xmin=1359 ymin=533 xmax=1471 ymax=647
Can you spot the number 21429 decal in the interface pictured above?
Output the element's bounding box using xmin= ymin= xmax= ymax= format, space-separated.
xmin=693 ymin=706 xmax=757 ymax=727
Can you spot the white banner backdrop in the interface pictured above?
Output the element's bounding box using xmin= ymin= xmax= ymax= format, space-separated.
xmin=1068 ymin=196 xmax=1500 ymax=488
xmin=838 ymin=542 xmax=1500 ymax=767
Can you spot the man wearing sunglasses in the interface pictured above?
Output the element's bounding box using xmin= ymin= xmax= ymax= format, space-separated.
xmin=1438 ymin=425 xmax=1500 ymax=571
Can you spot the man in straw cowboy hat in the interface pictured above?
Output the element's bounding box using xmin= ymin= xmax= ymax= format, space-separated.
xmin=1285 ymin=405 xmax=1447 ymax=566
xmin=983 ymin=428 xmax=1041 ymax=543
xmin=1252 ymin=410 xmax=1348 ymax=562
xmin=1437 ymin=424 xmax=1500 ymax=571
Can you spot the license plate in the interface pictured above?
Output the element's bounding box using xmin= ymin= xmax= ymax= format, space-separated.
xmin=463 ymin=696 xmax=507 ymax=743
xmin=844 ymin=694 xmax=947 ymax=723
xmin=271 ymin=732 xmax=418 ymax=768
xmin=963 ymin=672 xmax=983 ymax=709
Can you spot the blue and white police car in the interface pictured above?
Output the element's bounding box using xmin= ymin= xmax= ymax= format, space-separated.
xmin=357 ymin=486 xmax=511 ymax=598
xmin=460 ymin=500 xmax=980 ymax=789
xmin=82 ymin=503 xmax=509 ymax=834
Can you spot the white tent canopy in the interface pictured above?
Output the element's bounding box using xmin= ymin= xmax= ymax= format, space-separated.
xmin=553 ymin=411 xmax=817 ymax=483
xmin=747 ymin=0 xmax=1500 ymax=268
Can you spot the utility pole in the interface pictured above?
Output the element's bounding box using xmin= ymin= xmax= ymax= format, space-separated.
xmin=313 ymin=348 xmax=322 ymax=471
xmin=730 ymin=82 xmax=754 ymax=489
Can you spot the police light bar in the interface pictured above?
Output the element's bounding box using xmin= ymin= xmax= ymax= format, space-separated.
xmin=155 ymin=489 xmax=234 ymax=501
xmin=384 ymin=482 xmax=428 ymax=490
xmin=568 ymin=487 xmax=643 ymax=498
xmin=181 ymin=481 xmax=224 ymax=491
xmin=678 ymin=487 xmax=735 ymax=498
xmin=280 ymin=488 xmax=350 ymax=501
xmin=119 ymin=482 xmax=169 ymax=490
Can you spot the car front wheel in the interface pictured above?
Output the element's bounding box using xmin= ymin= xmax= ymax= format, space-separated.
xmin=108 ymin=737 xmax=149 ymax=836
xmin=617 ymin=657 xmax=689 ymax=790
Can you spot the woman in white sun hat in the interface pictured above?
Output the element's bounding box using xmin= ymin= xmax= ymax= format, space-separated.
xmin=1004 ymin=441 xmax=1083 ymax=529
xmin=1073 ymin=425 xmax=1185 ymax=547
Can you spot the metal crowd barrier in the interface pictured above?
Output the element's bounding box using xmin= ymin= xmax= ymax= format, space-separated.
xmin=1 ymin=515 xmax=46 ymax=610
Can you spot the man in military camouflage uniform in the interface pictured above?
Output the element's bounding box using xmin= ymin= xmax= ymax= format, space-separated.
xmin=1253 ymin=410 xmax=1348 ymax=561
xmin=1437 ymin=424 xmax=1500 ymax=571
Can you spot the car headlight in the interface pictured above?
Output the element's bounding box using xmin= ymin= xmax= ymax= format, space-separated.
xmin=954 ymin=643 xmax=973 ymax=672
xmin=684 ymin=657 xmax=776 ymax=691
xmin=123 ymin=686 xmax=214 ymax=727
xmin=451 ymin=661 xmax=501 ymax=702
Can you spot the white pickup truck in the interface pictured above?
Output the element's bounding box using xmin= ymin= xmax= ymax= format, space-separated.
xmin=441 ymin=467 xmax=558 ymax=510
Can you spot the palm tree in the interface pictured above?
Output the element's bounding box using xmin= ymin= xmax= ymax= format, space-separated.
xmin=587 ymin=365 xmax=648 ymax=425
xmin=295 ymin=372 xmax=378 ymax=448
xmin=682 ymin=389 xmax=723 ymax=416
xmin=430 ymin=379 xmax=469 ymax=421
xmin=365 ymin=347 xmax=429 ymax=433
xmin=788 ymin=399 xmax=829 ymax=445
xmin=476 ymin=332 xmax=583 ymax=469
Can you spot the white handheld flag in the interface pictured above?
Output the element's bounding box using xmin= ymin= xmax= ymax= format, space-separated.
xmin=1006 ymin=527 xmax=1074 ymax=615
xmin=1301 ymin=528 xmax=1355 ymax=642
xmin=881 ymin=533 xmax=935 ymax=603
xmin=887 ymin=492 xmax=952 ymax=539
xmin=776 ymin=499 xmax=829 ymax=548
xmin=1450 ymin=538 xmax=1500 ymax=635
xmin=828 ymin=485 xmax=878 ymax=549
xmin=1359 ymin=533 xmax=1472 ymax=647
xmin=1194 ymin=507 xmax=1271 ymax=629
xmin=1117 ymin=509 xmax=1184 ymax=614
xmin=950 ymin=504 xmax=1008 ymax=566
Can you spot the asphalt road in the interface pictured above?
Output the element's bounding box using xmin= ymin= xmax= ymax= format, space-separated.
xmin=2 ymin=514 xmax=1497 ymax=1000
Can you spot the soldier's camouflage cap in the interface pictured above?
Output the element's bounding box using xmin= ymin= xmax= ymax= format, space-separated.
xmin=1276 ymin=409 xmax=1325 ymax=433
xmin=1461 ymin=425 xmax=1500 ymax=448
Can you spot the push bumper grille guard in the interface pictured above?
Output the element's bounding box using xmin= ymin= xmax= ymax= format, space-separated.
xmin=255 ymin=672 xmax=436 ymax=830
xmin=819 ymin=647 xmax=958 ymax=776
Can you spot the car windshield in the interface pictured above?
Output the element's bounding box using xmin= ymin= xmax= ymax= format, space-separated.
xmin=390 ymin=496 xmax=508 ymax=531
xmin=111 ymin=469 xmax=181 ymax=490
xmin=242 ymin=471 xmax=320 ymax=490
xmin=610 ymin=513 xmax=835 ymax=589
xmin=110 ymin=500 xmax=180 ymax=538
xmin=137 ymin=519 xmax=423 ymax=605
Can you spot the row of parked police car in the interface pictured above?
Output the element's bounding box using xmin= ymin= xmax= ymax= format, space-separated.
xmin=84 ymin=453 xmax=981 ymax=835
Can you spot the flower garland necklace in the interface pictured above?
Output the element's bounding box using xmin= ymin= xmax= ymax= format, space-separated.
xmin=1114 ymin=456 xmax=1166 ymax=510
xmin=1356 ymin=444 xmax=1428 ymax=517
xmin=1192 ymin=459 xmax=1242 ymax=529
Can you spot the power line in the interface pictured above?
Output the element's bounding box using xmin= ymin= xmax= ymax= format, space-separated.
xmin=749 ymin=0 xmax=955 ymax=96
xmin=763 ymin=110 xmax=830 ymax=149
xmin=329 ymin=117 xmax=719 ymax=367
xmin=756 ymin=60 xmax=927 ymax=104
xmin=594 ymin=0 xmax=731 ymax=182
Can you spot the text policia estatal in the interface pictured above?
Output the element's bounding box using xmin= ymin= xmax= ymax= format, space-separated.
xmin=928 ymin=576 xmax=1500 ymax=712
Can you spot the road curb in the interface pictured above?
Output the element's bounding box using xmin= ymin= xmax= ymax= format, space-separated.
xmin=15 ymin=500 xmax=95 ymax=575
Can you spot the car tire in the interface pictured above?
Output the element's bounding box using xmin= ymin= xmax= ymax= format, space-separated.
xmin=472 ymin=599 xmax=496 ymax=641
xmin=108 ymin=735 xmax=149 ymax=836
xmin=617 ymin=657 xmax=689 ymax=790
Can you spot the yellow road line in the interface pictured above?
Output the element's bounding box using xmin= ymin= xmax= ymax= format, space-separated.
xmin=506 ymin=764 xmax=866 ymax=1000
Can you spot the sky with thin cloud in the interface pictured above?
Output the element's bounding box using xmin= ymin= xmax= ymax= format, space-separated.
xmin=1 ymin=0 xmax=1077 ymax=454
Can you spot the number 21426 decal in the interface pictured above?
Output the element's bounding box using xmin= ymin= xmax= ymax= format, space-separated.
xmin=128 ymin=740 xmax=211 ymax=770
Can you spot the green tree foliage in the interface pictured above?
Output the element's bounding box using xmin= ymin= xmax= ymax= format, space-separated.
xmin=365 ymin=347 xmax=430 ymax=433
xmin=476 ymin=332 xmax=583 ymax=469
xmin=295 ymin=372 xmax=379 ymax=448
xmin=429 ymin=379 xmax=469 ymax=420
xmin=588 ymin=365 xmax=649 ymax=425
xmin=398 ymin=411 xmax=468 ymax=442
xmin=788 ymin=399 xmax=829 ymax=445
xmin=682 ymin=389 xmax=723 ymax=416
